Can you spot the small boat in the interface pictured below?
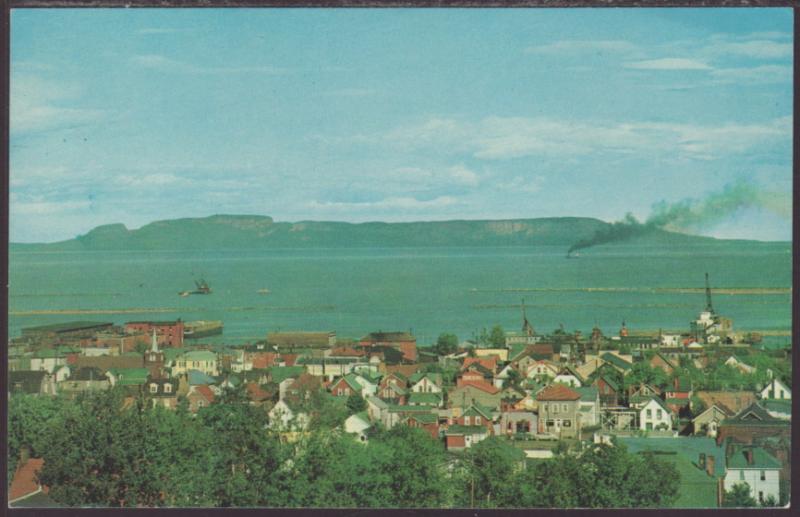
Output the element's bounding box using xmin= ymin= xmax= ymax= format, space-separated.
xmin=257 ymin=288 xmax=271 ymax=295
xmin=178 ymin=278 xmax=213 ymax=296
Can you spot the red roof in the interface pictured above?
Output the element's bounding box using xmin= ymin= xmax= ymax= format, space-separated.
xmin=462 ymin=357 xmax=497 ymax=372
xmin=250 ymin=352 xmax=277 ymax=370
xmin=9 ymin=458 xmax=45 ymax=502
xmin=245 ymin=382 xmax=271 ymax=402
xmin=192 ymin=385 xmax=215 ymax=403
xmin=536 ymin=383 xmax=581 ymax=401
xmin=329 ymin=346 xmax=365 ymax=357
xmin=457 ymin=379 xmax=500 ymax=395
xmin=281 ymin=354 xmax=299 ymax=367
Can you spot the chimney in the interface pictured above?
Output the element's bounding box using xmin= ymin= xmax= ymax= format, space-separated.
xmin=699 ymin=453 xmax=706 ymax=469
xmin=706 ymin=455 xmax=715 ymax=477
xmin=745 ymin=449 xmax=754 ymax=465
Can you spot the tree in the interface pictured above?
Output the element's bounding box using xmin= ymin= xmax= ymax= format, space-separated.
xmin=460 ymin=437 xmax=525 ymax=508
xmin=346 ymin=393 xmax=367 ymax=414
xmin=434 ymin=333 xmax=459 ymax=356
xmin=723 ymin=482 xmax=757 ymax=507
xmin=489 ymin=325 xmax=506 ymax=347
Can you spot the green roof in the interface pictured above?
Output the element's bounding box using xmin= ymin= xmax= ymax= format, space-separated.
xmin=33 ymin=349 xmax=65 ymax=359
xmin=182 ymin=350 xmax=217 ymax=361
xmin=407 ymin=392 xmax=442 ymax=405
xmin=340 ymin=373 xmax=362 ymax=391
xmin=574 ymin=386 xmax=598 ymax=402
xmin=446 ymin=424 xmax=488 ymax=435
xmin=268 ymin=366 xmax=305 ymax=384
xmin=508 ymin=343 xmax=528 ymax=361
xmin=107 ymin=368 xmax=149 ymax=385
xmin=407 ymin=413 xmax=438 ymax=425
xmin=600 ymin=353 xmax=632 ymax=371
xmin=762 ymin=400 xmax=791 ymax=414
xmin=727 ymin=446 xmax=781 ymax=470
xmin=463 ymin=402 xmax=493 ymax=420
xmin=388 ymin=404 xmax=435 ymax=413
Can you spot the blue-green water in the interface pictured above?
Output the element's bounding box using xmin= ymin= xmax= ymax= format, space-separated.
xmin=8 ymin=243 xmax=792 ymax=345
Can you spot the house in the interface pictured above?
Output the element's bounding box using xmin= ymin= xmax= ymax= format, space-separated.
xmin=8 ymin=371 xmax=58 ymax=396
xmin=409 ymin=372 xmax=443 ymax=393
xmin=761 ymin=400 xmax=791 ymax=421
xmin=462 ymin=356 xmax=498 ymax=374
xmin=599 ymin=352 xmax=632 ymax=376
xmin=106 ymin=367 xmax=150 ymax=388
xmin=723 ymin=445 xmax=781 ymax=505
xmin=524 ymin=360 xmax=559 ymax=380
xmin=638 ymin=396 xmax=673 ymax=432
xmin=173 ymin=350 xmax=218 ymax=377
xmin=536 ymin=383 xmax=582 ymax=438
xmin=53 ymin=365 xmax=71 ymax=383
xmin=553 ymin=365 xmax=584 ymax=388
xmin=724 ymin=355 xmax=757 ymax=375
xmin=575 ymin=356 xmax=603 ymax=380
xmin=366 ymin=395 xmax=389 ymax=426
xmin=760 ymin=378 xmax=790 ymax=400
xmin=359 ymin=331 xmax=417 ymax=362
xmin=458 ymin=362 xmax=495 ymax=386
xmin=330 ymin=374 xmax=366 ymax=397
xmin=146 ymin=375 xmax=178 ymax=409
xmin=494 ymin=364 xmax=519 ymax=389
xmin=575 ymin=386 xmax=600 ymax=427
xmin=449 ymin=380 xmax=503 ymax=410
xmin=693 ymin=404 xmax=732 ymax=438
xmin=405 ymin=413 xmax=440 ymax=440
xmin=297 ymin=357 xmax=360 ymax=380
xmin=285 ymin=373 xmax=323 ymax=401
xmin=627 ymin=383 xmax=663 ymax=409
xmin=125 ymin=320 xmax=184 ymax=348
xmin=58 ymin=367 xmax=110 ymax=396
xmin=473 ymin=348 xmax=508 ymax=362
xmin=407 ymin=392 xmax=443 ymax=408
xmin=649 ymin=352 xmax=676 ymax=375
xmin=245 ymin=382 xmax=272 ymax=406
xmin=187 ymin=385 xmax=215 ymax=413
xmin=593 ymin=374 xmax=621 ymax=407
xmin=695 ymin=391 xmax=757 ymax=417
xmin=268 ymin=398 xmax=310 ymax=432
xmin=445 ymin=403 xmax=494 ymax=450
xmin=498 ymin=410 xmax=536 ymax=437
xmin=29 ymin=349 xmax=68 ymax=374
xmin=344 ymin=412 xmax=371 ymax=443
xmin=716 ymin=402 xmax=791 ymax=446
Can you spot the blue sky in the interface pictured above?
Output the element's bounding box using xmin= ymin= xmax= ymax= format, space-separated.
xmin=10 ymin=8 xmax=793 ymax=242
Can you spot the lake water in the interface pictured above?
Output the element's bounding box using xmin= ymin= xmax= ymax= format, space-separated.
xmin=8 ymin=243 xmax=793 ymax=345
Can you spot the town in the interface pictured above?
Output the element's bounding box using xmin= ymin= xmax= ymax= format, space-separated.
xmin=7 ymin=274 xmax=792 ymax=508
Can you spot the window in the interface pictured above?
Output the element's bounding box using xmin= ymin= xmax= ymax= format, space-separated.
xmin=562 ymin=404 xmax=568 ymax=412
xmin=563 ymin=419 xmax=572 ymax=427
xmin=656 ymin=409 xmax=662 ymax=419
xmin=546 ymin=419 xmax=554 ymax=427
xmin=164 ymin=384 xmax=172 ymax=393
xmin=543 ymin=404 xmax=548 ymax=412
xmin=646 ymin=409 xmax=652 ymax=418
xmin=150 ymin=384 xmax=158 ymax=393
xmin=758 ymin=492 xmax=764 ymax=504
xmin=760 ymin=470 xmax=766 ymax=481
xmin=740 ymin=470 xmax=745 ymax=481
xmin=464 ymin=416 xmax=471 ymax=425
xmin=553 ymin=405 xmax=559 ymax=414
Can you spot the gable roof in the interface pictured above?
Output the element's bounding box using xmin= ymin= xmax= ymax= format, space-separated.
xmin=336 ymin=374 xmax=362 ymax=392
xmin=642 ymin=396 xmax=671 ymax=413
xmin=461 ymin=357 xmax=497 ymax=373
xmin=695 ymin=391 xmax=756 ymax=415
xmin=595 ymin=374 xmax=620 ymax=392
xmin=463 ymin=402 xmax=493 ymax=420
xmin=651 ymin=352 xmax=676 ymax=368
xmin=454 ymin=380 xmax=500 ymax=395
xmin=408 ymin=392 xmax=442 ymax=405
xmin=600 ymin=352 xmax=632 ymax=371
xmin=574 ymin=386 xmax=599 ymax=402
xmin=187 ymin=369 xmax=217 ymax=385
xmin=407 ymin=413 xmax=438 ymax=425
xmin=366 ymin=395 xmax=388 ymax=409
xmin=190 ymin=384 xmax=215 ymax=403
xmin=556 ymin=365 xmax=585 ymax=382
xmin=727 ymin=446 xmax=781 ymax=470
xmin=724 ymin=402 xmax=786 ymax=426
xmin=536 ymin=383 xmax=581 ymax=401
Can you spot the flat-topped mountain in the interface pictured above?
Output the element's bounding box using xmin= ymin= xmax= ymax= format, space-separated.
xmin=9 ymin=214 xmax=772 ymax=251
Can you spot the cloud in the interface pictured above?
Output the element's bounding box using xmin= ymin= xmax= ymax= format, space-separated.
xmin=11 ymin=74 xmax=108 ymax=135
xmin=710 ymin=39 xmax=792 ymax=59
xmin=525 ymin=40 xmax=638 ymax=55
xmin=131 ymin=54 xmax=286 ymax=75
xmin=624 ymin=58 xmax=712 ymax=70
xmin=373 ymin=115 xmax=790 ymax=162
xmin=307 ymin=195 xmax=461 ymax=212
xmin=710 ymin=65 xmax=792 ymax=85
xmin=12 ymin=198 xmax=91 ymax=216
xmin=115 ymin=173 xmax=182 ymax=187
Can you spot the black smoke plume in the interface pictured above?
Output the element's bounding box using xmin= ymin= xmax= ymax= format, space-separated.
xmin=567 ymin=181 xmax=788 ymax=256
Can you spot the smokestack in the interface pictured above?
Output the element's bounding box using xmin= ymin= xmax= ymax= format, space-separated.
xmin=706 ymin=455 xmax=715 ymax=477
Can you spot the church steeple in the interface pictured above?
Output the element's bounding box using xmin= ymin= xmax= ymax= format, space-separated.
xmin=150 ymin=329 xmax=159 ymax=353
xmin=521 ymin=299 xmax=535 ymax=337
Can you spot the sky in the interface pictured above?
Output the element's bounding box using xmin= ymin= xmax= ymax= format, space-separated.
xmin=10 ymin=8 xmax=794 ymax=243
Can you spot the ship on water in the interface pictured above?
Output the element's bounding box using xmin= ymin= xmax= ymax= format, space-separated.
xmin=179 ymin=278 xmax=212 ymax=297
xmin=184 ymin=320 xmax=224 ymax=339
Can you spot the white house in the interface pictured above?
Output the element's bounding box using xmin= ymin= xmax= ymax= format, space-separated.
xmin=724 ymin=446 xmax=781 ymax=505
xmin=760 ymin=378 xmax=790 ymax=400
xmin=525 ymin=360 xmax=558 ymax=380
xmin=29 ymin=351 xmax=66 ymax=374
xmin=638 ymin=397 xmax=673 ymax=431
xmin=553 ymin=367 xmax=583 ymax=388
xmin=410 ymin=374 xmax=442 ymax=394
xmin=53 ymin=365 xmax=71 ymax=383
xmin=268 ymin=399 xmax=310 ymax=431
xmin=344 ymin=412 xmax=371 ymax=443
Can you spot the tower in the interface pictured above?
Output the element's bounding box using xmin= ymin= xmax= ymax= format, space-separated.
xmin=704 ymin=272 xmax=714 ymax=314
xmin=145 ymin=329 xmax=165 ymax=376
xmin=521 ymin=299 xmax=534 ymax=337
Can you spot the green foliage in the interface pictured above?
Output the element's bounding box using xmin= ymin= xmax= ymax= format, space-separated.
xmin=459 ymin=437 xmax=524 ymax=508
xmin=346 ymin=393 xmax=367 ymax=414
xmin=434 ymin=333 xmax=459 ymax=356
xmin=723 ymin=482 xmax=757 ymax=507
xmin=624 ymin=362 xmax=669 ymax=390
xmin=489 ymin=325 xmax=506 ymax=347
xmin=7 ymin=394 xmax=69 ymax=484
xmin=306 ymin=391 xmax=348 ymax=431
